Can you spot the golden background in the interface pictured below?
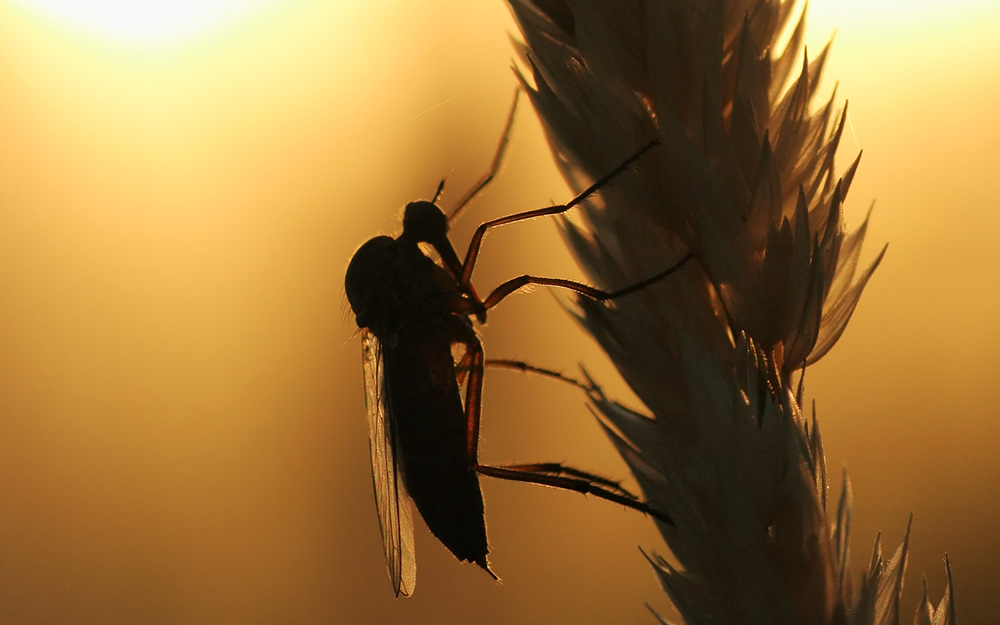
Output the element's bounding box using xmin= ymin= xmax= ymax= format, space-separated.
xmin=0 ymin=0 xmax=996 ymax=623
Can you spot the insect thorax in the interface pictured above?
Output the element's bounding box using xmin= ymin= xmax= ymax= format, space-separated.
xmin=345 ymin=235 xmax=470 ymax=340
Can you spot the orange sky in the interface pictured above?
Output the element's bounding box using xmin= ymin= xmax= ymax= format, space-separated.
xmin=0 ymin=1 xmax=997 ymax=623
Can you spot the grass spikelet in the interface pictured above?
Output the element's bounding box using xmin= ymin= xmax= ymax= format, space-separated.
xmin=506 ymin=1 xmax=955 ymax=622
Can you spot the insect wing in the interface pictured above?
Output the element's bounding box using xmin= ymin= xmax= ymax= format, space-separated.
xmin=361 ymin=330 xmax=416 ymax=597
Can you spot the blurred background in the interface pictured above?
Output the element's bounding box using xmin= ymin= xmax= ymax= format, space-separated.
xmin=0 ymin=0 xmax=995 ymax=623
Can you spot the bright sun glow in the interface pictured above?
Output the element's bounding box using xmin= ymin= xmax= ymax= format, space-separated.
xmin=10 ymin=0 xmax=274 ymax=49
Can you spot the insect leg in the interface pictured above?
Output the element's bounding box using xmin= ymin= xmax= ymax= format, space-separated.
xmin=454 ymin=349 xmax=476 ymax=387
xmin=461 ymin=334 xmax=486 ymax=464
xmin=457 ymin=140 xmax=659 ymax=288
xmin=475 ymin=463 xmax=673 ymax=525
xmin=458 ymin=357 xmax=584 ymax=391
xmin=484 ymin=358 xmax=593 ymax=394
xmin=494 ymin=462 xmax=635 ymax=496
xmin=481 ymin=252 xmax=694 ymax=311
xmin=446 ymin=88 xmax=522 ymax=224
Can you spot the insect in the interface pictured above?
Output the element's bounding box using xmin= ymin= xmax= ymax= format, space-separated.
xmin=344 ymin=93 xmax=690 ymax=596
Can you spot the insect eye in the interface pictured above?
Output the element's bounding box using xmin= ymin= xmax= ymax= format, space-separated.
xmin=402 ymin=201 xmax=448 ymax=244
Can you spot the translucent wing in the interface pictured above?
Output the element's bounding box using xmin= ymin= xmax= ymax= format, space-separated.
xmin=361 ymin=330 xmax=416 ymax=597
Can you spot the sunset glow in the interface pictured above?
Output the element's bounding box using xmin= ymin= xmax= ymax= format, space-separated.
xmin=9 ymin=0 xmax=274 ymax=49
xmin=0 ymin=0 xmax=997 ymax=622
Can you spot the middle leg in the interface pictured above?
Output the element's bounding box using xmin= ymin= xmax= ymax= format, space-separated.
xmin=481 ymin=252 xmax=695 ymax=311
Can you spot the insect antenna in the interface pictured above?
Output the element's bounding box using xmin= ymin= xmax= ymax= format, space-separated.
xmin=431 ymin=178 xmax=446 ymax=204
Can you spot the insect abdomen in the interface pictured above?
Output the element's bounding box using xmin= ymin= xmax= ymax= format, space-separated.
xmin=383 ymin=328 xmax=491 ymax=570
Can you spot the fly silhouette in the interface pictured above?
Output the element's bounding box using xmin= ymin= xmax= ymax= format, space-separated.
xmin=344 ymin=92 xmax=690 ymax=596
